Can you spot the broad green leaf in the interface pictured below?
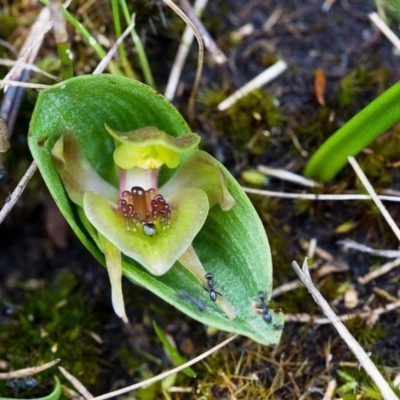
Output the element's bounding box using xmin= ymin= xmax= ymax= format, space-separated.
xmin=28 ymin=74 xmax=283 ymax=346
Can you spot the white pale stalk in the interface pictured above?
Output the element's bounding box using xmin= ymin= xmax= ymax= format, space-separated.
xmin=119 ymin=167 xmax=158 ymax=195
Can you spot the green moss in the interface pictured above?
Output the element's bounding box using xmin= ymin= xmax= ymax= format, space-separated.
xmin=0 ymin=271 xmax=101 ymax=398
xmin=209 ymin=89 xmax=284 ymax=157
xmin=343 ymin=317 xmax=386 ymax=347
xmin=338 ymin=68 xmax=372 ymax=108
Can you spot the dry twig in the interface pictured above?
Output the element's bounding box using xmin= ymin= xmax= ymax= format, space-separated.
xmin=0 ymin=59 xmax=59 ymax=81
xmin=58 ymin=366 xmax=93 ymax=399
xmin=348 ymin=156 xmax=400 ymax=242
xmin=242 ymin=186 xmax=400 ymax=202
xmin=91 ymin=335 xmax=237 ymax=400
xmin=93 ymin=15 xmax=136 ymax=75
xmin=163 ymin=0 xmax=204 ymax=122
xmin=0 ymin=359 xmax=60 ymax=379
xmin=179 ymin=0 xmax=226 ymax=64
xmin=218 ymin=60 xmax=287 ymax=111
xmin=0 ymin=161 xmax=37 ymax=225
xmin=291 ymin=259 xmax=398 ymax=400
xmin=369 ymin=12 xmax=400 ymax=52
xmin=285 ymin=299 xmax=400 ymax=324
xmin=164 ymin=0 xmax=208 ymax=101
xmin=257 ymin=165 xmax=321 ymax=188
xmin=358 ymin=257 xmax=400 ymax=285
xmin=1 ymin=7 xmax=52 ymax=93
xmin=338 ymin=239 xmax=400 ymax=258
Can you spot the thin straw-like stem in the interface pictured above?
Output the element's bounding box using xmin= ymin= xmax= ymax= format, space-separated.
xmin=242 ymin=186 xmax=400 ymax=202
xmin=292 ymin=259 xmax=398 ymax=400
xmin=0 ymin=161 xmax=37 ymax=225
xmin=0 ymin=358 xmax=60 ymax=379
xmin=163 ymin=0 xmax=204 ymax=122
xmin=348 ymin=156 xmax=400 ymax=242
xmin=369 ymin=12 xmax=400 ymax=52
xmin=91 ymin=335 xmax=237 ymax=400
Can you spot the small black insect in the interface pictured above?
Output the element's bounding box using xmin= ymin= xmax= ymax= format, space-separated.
xmin=274 ymin=324 xmax=284 ymax=330
xmin=204 ymin=272 xmax=220 ymax=302
xmin=177 ymin=290 xmax=206 ymax=312
xmin=7 ymin=377 xmax=38 ymax=396
xmin=258 ymin=291 xmax=272 ymax=324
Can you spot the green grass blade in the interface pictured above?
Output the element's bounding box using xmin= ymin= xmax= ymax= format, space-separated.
xmin=304 ymin=80 xmax=400 ymax=181
xmin=153 ymin=321 xmax=196 ymax=378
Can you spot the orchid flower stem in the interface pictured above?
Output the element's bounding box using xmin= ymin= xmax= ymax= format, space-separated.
xmin=303 ymin=80 xmax=400 ymax=182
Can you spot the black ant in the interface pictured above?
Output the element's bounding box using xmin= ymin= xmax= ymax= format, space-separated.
xmin=7 ymin=377 xmax=38 ymax=396
xmin=177 ymin=290 xmax=206 ymax=312
xmin=204 ymin=273 xmax=221 ymax=302
xmin=258 ymin=291 xmax=272 ymax=324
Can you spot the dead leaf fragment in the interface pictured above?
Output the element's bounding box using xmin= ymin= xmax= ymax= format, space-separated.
xmin=314 ymin=68 xmax=326 ymax=106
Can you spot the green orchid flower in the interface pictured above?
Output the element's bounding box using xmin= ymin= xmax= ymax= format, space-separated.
xmin=51 ymin=126 xmax=236 ymax=322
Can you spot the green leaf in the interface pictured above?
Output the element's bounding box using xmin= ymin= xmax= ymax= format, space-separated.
xmin=304 ymin=80 xmax=400 ymax=182
xmin=153 ymin=321 xmax=196 ymax=378
xmin=28 ymin=74 xmax=283 ymax=346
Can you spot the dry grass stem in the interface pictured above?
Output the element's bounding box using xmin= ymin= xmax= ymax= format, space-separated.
xmin=163 ymin=0 xmax=204 ymax=121
xmin=338 ymin=239 xmax=400 ymax=258
xmin=348 ymin=156 xmax=400 ymax=242
xmin=0 ymin=161 xmax=37 ymax=225
xmin=49 ymin=0 xmax=68 ymax=43
xmin=321 ymin=0 xmax=337 ymax=13
xmin=93 ymin=14 xmax=136 ymax=75
xmin=217 ymin=60 xmax=287 ymax=111
xmin=0 ymin=80 xmax=51 ymax=89
xmin=271 ymin=280 xmax=303 ymax=298
xmin=0 ymin=358 xmax=60 ymax=379
xmin=230 ymin=23 xmax=254 ymax=41
xmin=58 ymin=366 xmax=93 ymax=399
xmin=285 ymin=299 xmax=400 ymax=324
xmin=0 ymin=59 xmax=60 ymax=81
xmin=322 ymin=378 xmax=337 ymax=400
xmin=369 ymin=12 xmax=400 ymax=52
xmin=164 ymin=0 xmax=207 ymax=101
xmin=291 ymin=259 xmax=398 ymax=400
xmin=2 ymin=7 xmax=52 ymax=92
xmin=167 ymin=387 xmax=193 ymax=393
xmin=242 ymin=186 xmax=400 ymax=202
xmin=358 ymin=257 xmax=400 ymax=285
xmin=91 ymin=334 xmax=237 ymax=400
xmin=315 ymin=263 xmax=350 ymax=278
xmin=179 ymin=0 xmax=227 ymax=64
xmin=257 ymin=165 xmax=322 ymax=188
xmin=263 ymin=8 xmax=283 ymax=32
xmin=299 ymin=239 xmax=334 ymax=261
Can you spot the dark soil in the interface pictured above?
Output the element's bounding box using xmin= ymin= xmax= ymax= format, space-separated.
xmin=1 ymin=0 xmax=400 ymax=398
